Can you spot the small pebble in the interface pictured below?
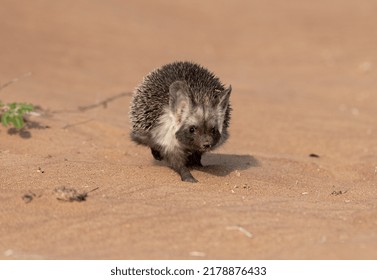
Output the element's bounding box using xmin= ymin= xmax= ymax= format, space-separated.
xmin=54 ymin=186 xmax=87 ymax=202
xmin=22 ymin=193 xmax=36 ymax=203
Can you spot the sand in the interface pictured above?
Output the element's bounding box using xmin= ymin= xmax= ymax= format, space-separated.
xmin=1 ymin=0 xmax=376 ymax=259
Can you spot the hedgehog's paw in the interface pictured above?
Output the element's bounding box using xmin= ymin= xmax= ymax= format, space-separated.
xmin=180 ymin=168 xmax=198 ymax=183
xmin=181 ymin=173 xmax=198 ymax=183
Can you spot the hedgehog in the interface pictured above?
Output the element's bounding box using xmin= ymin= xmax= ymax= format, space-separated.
xmin=129 ymin=61 xmax=232 ymax=183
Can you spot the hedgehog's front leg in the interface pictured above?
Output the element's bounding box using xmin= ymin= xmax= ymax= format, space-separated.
xmin=166 ymin=152 xmax=198 ymax=183
xmin=176 ymin=165 xmax=198 ymax=183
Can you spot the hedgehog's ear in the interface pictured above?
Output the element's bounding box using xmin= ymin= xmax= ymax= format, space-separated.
xmin=169 ymin=81 xmax=191 ymax=123
xmin=218 ymin=85 xmax=231 ymax=111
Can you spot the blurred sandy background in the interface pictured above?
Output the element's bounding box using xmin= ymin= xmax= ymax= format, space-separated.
xmin=1 ymin=0 xmax=376 ymax=259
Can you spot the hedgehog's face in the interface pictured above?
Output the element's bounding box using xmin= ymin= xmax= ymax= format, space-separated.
xmin=175 ymin=108 xmax=222 ymax=152
xmin=169 ymin=80 xmax=231 ymax=152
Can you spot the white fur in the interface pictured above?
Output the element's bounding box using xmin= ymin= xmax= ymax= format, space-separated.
xmin=195 ymin=106 xmax=204 ymax=120
xmin=151 ymin=107 xmax=181 ymax=154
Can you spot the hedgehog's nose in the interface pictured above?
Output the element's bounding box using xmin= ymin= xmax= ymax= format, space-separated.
xmin=203 ymin=143 xmax=212 ymax=149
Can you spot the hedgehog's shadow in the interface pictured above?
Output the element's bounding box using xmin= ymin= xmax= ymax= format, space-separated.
xmin=199 ymin=153 xmax=258 ymax=177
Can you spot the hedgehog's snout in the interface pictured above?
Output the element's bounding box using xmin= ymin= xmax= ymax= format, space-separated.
xmin=199 ymin=136 xmax=213 ymax=151
xmin=202 ymin=143 xmax=212 ymax=150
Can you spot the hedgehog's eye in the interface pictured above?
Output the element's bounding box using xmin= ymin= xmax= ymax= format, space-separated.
xmin=189 ymin=126 xmax=196 ymax=133
xmin=211 ymin=127 xmax=217 ymax=134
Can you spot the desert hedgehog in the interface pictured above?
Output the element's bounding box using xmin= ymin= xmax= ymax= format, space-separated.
xmin=129 ymin=61 xmax=231 ymax=182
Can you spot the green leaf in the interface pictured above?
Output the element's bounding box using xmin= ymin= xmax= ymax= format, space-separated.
xmin=1 ymin=112 xmax=10 ymax=127
xmin=12 ymin=116 xmax=24 ymax=129
xmin=8 ymin=103 xmax=17 ymax=110
xmin=18 ymin=104 xmax=34 ymax=114
xmin=22 ymin=104 xmax=34 ymax=111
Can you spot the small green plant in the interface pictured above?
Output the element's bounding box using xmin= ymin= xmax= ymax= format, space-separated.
xmin=0 ymin=101 xmax=34 ymax=129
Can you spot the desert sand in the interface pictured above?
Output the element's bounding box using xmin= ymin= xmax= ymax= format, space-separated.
xmin=1 ymin=0 xmax=376 ymax=259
